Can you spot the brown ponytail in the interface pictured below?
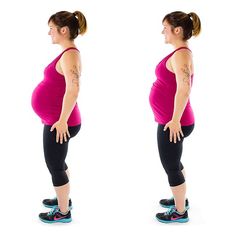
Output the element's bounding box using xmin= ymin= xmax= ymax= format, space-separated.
xmin=188 ymin=12 xmax=201 ymax=37
xmin=73 ymin=11 xmax=87 ymax=35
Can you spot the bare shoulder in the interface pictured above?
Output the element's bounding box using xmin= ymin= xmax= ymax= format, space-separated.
xmin=170 ymin=49 xmax=194 ymax=75
xmin=61 ymin=49 xmax=80 ymax=62
xmin=172 ymin=48 xmax=192 ymax=63
xmin=59 ymin=49 xmax=81 ymax=73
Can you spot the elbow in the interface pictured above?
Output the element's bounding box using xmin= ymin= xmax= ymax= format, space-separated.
xmin=177 ymin=87 xmax=191 ymax=98
xmin=66 ymin=88 xmax=79 ymax=100
xmin=185 ymin=89 xmax=191 ymax=97
xmin=72 ymin=92 xmax=79 ymax=100
xmin=71 ymin=90 xmax=79 ymax=99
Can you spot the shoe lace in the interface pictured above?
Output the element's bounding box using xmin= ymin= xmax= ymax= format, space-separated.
xmin=48 ymin=207 xmax=59 ymax=216
xmin=164 ymin=207 xmax=176 ymax=216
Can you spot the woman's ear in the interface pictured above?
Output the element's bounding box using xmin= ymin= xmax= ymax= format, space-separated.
xmin=60 ymin=26 xmax=69 ymax=35
xmin=174 ymin=26 xmax=183 ymax=36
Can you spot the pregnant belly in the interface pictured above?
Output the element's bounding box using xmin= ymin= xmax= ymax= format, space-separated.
xmin=149 ymin=86 xmax=175 ymax=121
xmin=31 ymin=82 xmax=63 ymax=119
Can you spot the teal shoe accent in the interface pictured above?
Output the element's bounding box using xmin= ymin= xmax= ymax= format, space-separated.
xmin=39 ymin=217 xmax=72 ymax=224
xmin=156 ymin=217 xmax=189 ymax=223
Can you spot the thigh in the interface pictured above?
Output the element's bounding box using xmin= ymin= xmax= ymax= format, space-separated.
xmin=43 ymin=125 xmax=69 ymax=170
xmin=157 ymin=125 xmax=183 ymax=171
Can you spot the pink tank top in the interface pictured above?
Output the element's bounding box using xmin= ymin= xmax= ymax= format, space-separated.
xmin=149 ymin=47 xmax=195 ymax=126
xmin=31 ymin=47 xmax=81 ymax=126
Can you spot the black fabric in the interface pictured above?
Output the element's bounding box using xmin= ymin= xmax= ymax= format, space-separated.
xmin=159 ymin=198 xmax=189 ymax=207
xmin=157 ymin=124 xmax=194 ymax=187
xmin=43 ymin=198 xmax=72 ymax=208
xmin=43 ymin=124 xmax=81 ymax=187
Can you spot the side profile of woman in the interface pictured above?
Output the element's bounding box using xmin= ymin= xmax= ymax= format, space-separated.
xmin=31 ymin=10 xmax=87 ymax=223
xmin=149 ymin=11 xmax=201 ymax=223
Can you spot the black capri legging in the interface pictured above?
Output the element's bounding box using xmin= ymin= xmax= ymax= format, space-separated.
xmin=43 ymin=124 xmax=81 ymax=187
xmin=157 ymin=124 xmax=194 ymax=187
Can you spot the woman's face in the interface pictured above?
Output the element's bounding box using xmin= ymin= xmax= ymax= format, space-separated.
xmin=161 ymin=20 xmax=176 ymax=44
xmin=48 ymin=21 xmax=62 ymax=44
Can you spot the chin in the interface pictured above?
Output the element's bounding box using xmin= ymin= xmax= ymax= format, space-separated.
xmin=164 ymin=37 xmax=171 ymax=44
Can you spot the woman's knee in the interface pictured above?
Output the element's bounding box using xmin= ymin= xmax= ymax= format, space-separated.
xmin=51 ymin=169 xmax=69 ymax=187
xmin=167 ymin=169 xmax=185 ymax=187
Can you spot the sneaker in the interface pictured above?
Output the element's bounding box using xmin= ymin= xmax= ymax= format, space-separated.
xmin=42 ymin=198 xmax=72 ymax=209
xmin=159 ymin=197 xmax=189 ymax=209
xmin=156 ymin=207 xmax=189 ymax=223
xmin=39 ymin=207 xmax=72 ymax=223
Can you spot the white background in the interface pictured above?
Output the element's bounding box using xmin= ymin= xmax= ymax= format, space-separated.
xmin=0 ymin=0 xmax=235 ymax=234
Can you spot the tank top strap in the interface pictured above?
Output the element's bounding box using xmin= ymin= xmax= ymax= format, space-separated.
xmin=174 ymin=46 xmax=191 ymax=53
xmin=62 ymin=47 xmax=80 ymax=54
xmin=171 ymin=47 xmax=192 ymax=56
xmin=54 ymin=47 xmax=80 ymax=63
xmin=163 ymin=47 xmax=192 ymax=61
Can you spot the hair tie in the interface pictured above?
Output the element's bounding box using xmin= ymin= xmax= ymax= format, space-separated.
xmin=72 ymin=12 xmax=80 ymax=34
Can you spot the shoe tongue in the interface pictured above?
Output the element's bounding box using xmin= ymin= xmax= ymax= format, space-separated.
xmin=171 ymin=207 xmax=177 ymax=212
xmin=166 ymin=207 xmax=175 ymax=215
xmin=48 ymin=207 xmax=59 ymax=216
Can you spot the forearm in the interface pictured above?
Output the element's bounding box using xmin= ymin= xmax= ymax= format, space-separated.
xmin=172 ymin=89 xmax=190 ymax=122
xmin=59 ymin=91 xmax=78 ymax=122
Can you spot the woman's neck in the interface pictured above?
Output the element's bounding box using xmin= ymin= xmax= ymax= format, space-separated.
xmin=59 ymin=41 xmax=77 ymax=50
xmin=171 ymin=40 xmax=188 ymax=49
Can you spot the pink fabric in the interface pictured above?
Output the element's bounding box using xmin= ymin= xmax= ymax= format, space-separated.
xmin=149 ymin=47 xmax=195 ymax=126
xmin=31 ymin=47 xmax=81 ymax=126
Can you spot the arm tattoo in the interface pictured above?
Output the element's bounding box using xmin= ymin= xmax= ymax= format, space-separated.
xmin=181 ymin=64 xmax=191 ymax=87
xmin=70 ymin=65 xmax=80 ymax=88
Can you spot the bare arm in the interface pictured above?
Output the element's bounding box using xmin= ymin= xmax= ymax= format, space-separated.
xmin=50 ymin=49 xmax=81 ymax=143
xmin=171 ymin=51 xmax=192 ymax=122
xmin=164 ymin=50 xmax=192 ymax=143
xmin=59 ymin=50 xmax=81 ymax=122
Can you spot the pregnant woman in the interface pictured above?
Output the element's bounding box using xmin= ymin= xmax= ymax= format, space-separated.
xmin=149 ymin=11 xmax=201 ymax=223
xmin=31 ymin=10 xmax=87 ymax=223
